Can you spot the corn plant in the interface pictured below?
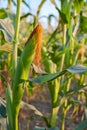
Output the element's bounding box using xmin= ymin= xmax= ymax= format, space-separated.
xmin=1 ymin=0 xmax=87 ymax=130
xmin=0 ymin=1 xmax=43 ymax=130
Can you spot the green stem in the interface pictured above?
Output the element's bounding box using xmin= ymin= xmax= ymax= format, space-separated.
xmin=12 ymin=0 xmax=21 ymax=75
xmin=61 ymin=105 xmax=71 ymax=130
xmin=50 ymin=106 xmax=59 ymax=127
xmin=12 ymin=1 xmax=22 ymax=130
xmin=60 ymin=24 xmax=67 ymax=71
xmin=49 ymin=79 xmax=60 ymax=127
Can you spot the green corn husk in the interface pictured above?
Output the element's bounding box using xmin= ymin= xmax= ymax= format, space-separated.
xmin=12 ymin=24 xmax=43 ymax=130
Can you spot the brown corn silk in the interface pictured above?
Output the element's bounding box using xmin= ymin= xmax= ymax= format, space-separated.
xmin=26 ymin=24 xmax=43 ymax=67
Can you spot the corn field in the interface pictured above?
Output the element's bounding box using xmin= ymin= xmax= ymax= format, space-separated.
xmin=0 ymin=0 xmax=87 ymax=130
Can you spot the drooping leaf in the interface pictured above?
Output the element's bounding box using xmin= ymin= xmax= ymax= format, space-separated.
xmin=67 ymin=64 xmax=87 ymax=74
xmin=0 ymin=19 xmax=14 ymax=42
xmin=21 ymin=101 xmax=50 ymax=127
xmin=74 ymin=119 xmax=87 ymax=130
xmin=0 ymin=9 xmax=7 ymax=19
xmin=20 ymin=13 xmax=34 ymax=20
xmin=30 ymin=64 xmax=87 ymax=84
xmin=21 ymin=101 xmax=43 ymax=117
xmin=29 ymin=70 xmax=67 ymax=84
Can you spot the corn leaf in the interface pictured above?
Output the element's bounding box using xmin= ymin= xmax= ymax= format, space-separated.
xmin=67 ymin=64 xmax=87 ymax=74
xmin=30 ymin=64 xmax=87 ymax=84
xmin=21 ymin=101 xmax=43 ymax=117
xmin=29 ymin=70 xmax=67 ymax=84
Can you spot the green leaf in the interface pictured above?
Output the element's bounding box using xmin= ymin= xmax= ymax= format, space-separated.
xmin=34 ymin=126 xmax=46 ymax=130
xmin=0 ymin=19 xmax=14 ymax=42
xmin=67 ymin=64 xmax=87 ymax=74
xmin=29 ymin=70 xmax=67 ymax=84
xmin=56 ymin=7 xmax=68 ymax=24
xmin=60 ymin=0 xmax=72 ymax=23
xmin=74 ymin=119 xmax=87 ymax=130
xmin=0 ymin=9 xmax=7 ymax=19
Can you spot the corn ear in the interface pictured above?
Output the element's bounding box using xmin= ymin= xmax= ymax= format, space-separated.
xmin=12 ymin=24 xmax=43 ymax=130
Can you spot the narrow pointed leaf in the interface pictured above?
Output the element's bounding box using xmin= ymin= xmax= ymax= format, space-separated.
xmin=29 ymin=70 xmax=67 ymax=84
xmin=67 ymin=65 xmax=87 ymax=74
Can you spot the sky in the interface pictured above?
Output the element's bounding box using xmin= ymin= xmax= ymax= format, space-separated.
xmin=0 ymin=0 xmax=60 ymax=28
